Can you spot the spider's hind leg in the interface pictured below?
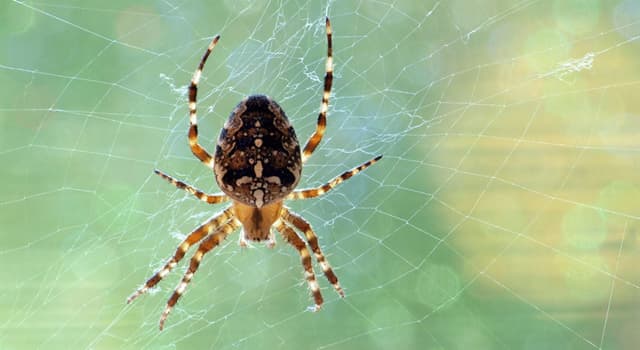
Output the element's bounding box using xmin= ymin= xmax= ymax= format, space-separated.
xmin=187 ymin=35 xmax=221 ymax=169
xmin=301 ymin=17 xmax=333 ymax=163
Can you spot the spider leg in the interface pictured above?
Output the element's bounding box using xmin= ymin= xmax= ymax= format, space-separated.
xmin=287 ymin=155 xmax=382 ymax=200
xmin=159 ymin=218 xmax=240 ymax=330
xmin=282 ymin=208 xmax=344 ymax=298
xmin=275 ymin=220 xmax=323 ymax=310
xmin=154 ymin=169 xmax=228 ymax=204
xmin=188 ymin=35 xmax=221 ymax=169
xmin=127 ymin=207 xmax=234 ymax=304
xmin=301 ymin=17 xmax=333 ymax=163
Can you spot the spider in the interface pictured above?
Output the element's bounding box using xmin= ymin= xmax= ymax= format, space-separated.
xmin=127 ymin=17 xmax=382 ymax=330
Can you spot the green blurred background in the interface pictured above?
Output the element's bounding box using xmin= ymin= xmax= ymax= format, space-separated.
xmin=1 ymin=0 xmax=640 ymax=349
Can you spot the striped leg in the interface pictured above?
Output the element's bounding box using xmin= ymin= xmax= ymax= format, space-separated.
xmin=127 ymin=207 xmax=234 ymax=304
xmin=282 ymin=208 xmax=344 ymax=298
xmin=159 ymin=218 xmax=240 ymax=330
xmin=188 ymin=35 xmax=221 ymax=169
xmin=301 ymin=17 xmax=333 ymax=163
xmin=154 ymin=169 xmax=228 ymax=204
xmin=275 ymin=220 xmax=323 ymax=310
xmin=287 ymin=155 xmax=382 ymax=200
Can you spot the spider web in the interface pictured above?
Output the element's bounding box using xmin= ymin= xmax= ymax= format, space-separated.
xmin=2 ymin=0 xmax=640 ymax=349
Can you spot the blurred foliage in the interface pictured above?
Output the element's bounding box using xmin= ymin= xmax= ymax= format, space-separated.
xmin=1 ymin=1 xmax=640 ymax=349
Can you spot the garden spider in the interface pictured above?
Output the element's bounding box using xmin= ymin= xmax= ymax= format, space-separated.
xmin=127 ymin=17 xmax=382 ymax=330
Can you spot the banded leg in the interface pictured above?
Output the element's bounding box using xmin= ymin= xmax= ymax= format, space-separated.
xmin=159 ymin=218 xmax=240 ymax=330
xmin=288 ymin=155 xmax=382 ymax=200
xmin=282 ymin=208 xmax=344 ymax=297
xmin=188 ymin=35 xmax=221 ymax=169
xmin=127 ymin=207 xmax=234 ymax=304
xmin=154 ymin=169 xmax=228 ymax=204
xmin=301 ymin=17 xmax=333 ymax=163
xmin=275 ymin=220 xmax=323 ymax=310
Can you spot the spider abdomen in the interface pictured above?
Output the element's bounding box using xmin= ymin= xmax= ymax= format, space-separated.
xmin=214 ymin=95 xmax=302 ymax=207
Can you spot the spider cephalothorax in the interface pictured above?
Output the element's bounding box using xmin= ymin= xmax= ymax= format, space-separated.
xmin=127 ymin=17 xmax=382 ymax=330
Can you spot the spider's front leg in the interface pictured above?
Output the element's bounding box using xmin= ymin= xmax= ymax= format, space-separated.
xmin=275 ymin=220 xmax=323 ymax=310
xmin=282 ymin=208 xmax=344 ymax=298
xmin=159 ymin=218 xmax=241 ymax=330
xmin=127 ymin=207 xmax=234 ymax=304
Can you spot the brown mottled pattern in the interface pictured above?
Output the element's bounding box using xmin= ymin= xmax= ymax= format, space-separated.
xmin=214 ymin=95 xmax=301 ymax=207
